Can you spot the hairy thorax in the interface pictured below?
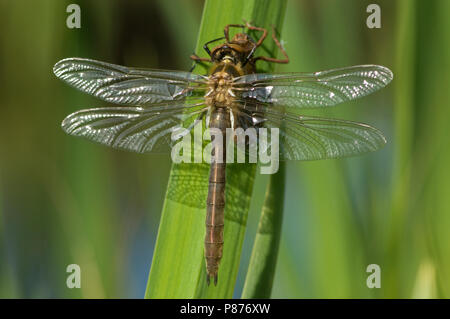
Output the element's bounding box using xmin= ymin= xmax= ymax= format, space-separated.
xmin=205 ymin=71 xmax=236 ymax=108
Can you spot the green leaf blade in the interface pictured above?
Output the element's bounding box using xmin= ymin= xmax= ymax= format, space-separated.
xmin=145 ymin=0 xmax=287 ymax=298
xmin=242 ymin=162 xmax=285 ymax=298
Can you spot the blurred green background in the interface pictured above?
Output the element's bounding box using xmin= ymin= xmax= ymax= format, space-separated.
xmin=0 ymin=0 xmax=449 ymax=298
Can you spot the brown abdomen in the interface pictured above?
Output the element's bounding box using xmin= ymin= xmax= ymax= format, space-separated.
xmin=205 ymin=107 xmax=229 ymax=286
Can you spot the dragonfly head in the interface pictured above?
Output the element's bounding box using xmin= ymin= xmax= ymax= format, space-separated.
xmin=211 ymin=44 xmax=239 ymax=64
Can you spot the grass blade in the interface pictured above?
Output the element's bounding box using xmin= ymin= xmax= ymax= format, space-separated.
xmin=145 ymin=0 xmax=287 ymax=298
xmin=242 ymin=163 xmax=285 ymax=298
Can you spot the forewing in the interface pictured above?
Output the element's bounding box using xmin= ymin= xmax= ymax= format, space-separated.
xmin=53 ymin=58 xmax=207 ymax=105
xmin=62 ymin=100 xmax=207 ymax=153
xmin=234 ymin=107 xmax=386 ymax=161
xmin=235 ymin=65 xmax=393 ymax=108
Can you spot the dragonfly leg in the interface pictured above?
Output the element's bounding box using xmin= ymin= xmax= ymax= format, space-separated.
xmin=189 ymin=53 xmax=211 ymax=72
xmin=190 ymin=53 xmax=210 ymax=63
xmin=244 ymin=21 xmax=268 ymax=48
xmin=202 ymin=37 xmax=226 ymax=56
xmin=252 ymin=25 xmax=289 ymax=64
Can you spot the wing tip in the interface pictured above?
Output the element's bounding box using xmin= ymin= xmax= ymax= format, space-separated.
xmin=53 ymin=57 xmax=93 ymax=78
xmin=357 ymin=64 xmax=394 ymax=85
xmin=377 ymin=65 xmax=394 ymax=84
xmin=61 ymin=112 xmax=77 ymax=135
xmin=53 ymin=57 xmax=75 ymax=78
xmin=53 ymin=59 xmax=65 ymax=77
xmin=367 ymin=124 xmax=388 ymax=152
xmin=343 ymin=64 xmax=394 ymax=85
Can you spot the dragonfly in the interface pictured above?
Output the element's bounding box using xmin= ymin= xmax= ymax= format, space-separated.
xmin=53 ymin=23 xmax=393 ymax=286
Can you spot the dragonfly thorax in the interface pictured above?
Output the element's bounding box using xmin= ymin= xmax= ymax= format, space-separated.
xmin=206 ymin=70 xmax=236 ymax=108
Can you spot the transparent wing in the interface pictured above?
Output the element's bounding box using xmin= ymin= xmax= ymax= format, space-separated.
xmin=166 ymin=162 xmax=255 ymax=224
xmin=53 ymin=58 xmax=208 ymax=106
xmin=62 ymin=100 xmax=208 ymax=153
xmin=234 ymin=105 xmax=386 ymax=161
xmin=234 ymin=65 xmax=393 ymax=108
